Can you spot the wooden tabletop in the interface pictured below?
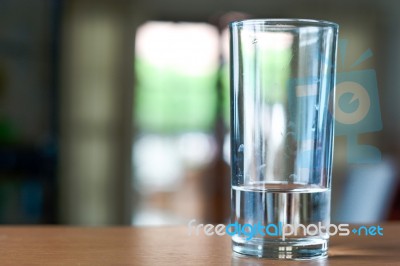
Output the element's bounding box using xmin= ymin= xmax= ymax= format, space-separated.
xmin=0 ymin=224 xmax=398 ymax=265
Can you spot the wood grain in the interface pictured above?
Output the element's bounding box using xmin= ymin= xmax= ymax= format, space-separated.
xmin=0 ymin=224 xmax=398 ymax=265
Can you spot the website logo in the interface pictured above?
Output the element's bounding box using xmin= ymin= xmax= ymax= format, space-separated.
xmin=187 ymin=219 xmax=384 ymax=241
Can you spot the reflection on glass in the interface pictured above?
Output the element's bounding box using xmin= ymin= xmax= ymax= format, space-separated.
xmin=231 ymin=251 xmax=328 ymax=266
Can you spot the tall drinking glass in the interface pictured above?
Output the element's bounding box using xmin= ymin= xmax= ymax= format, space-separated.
xmin=230 ymin=19 xmax=338 ymax=259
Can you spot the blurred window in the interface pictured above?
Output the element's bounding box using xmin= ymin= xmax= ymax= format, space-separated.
xmin=133 ymin=21 xmax=219 ymax=225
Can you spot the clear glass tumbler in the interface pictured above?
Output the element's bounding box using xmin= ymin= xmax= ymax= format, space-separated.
xmin=230 ymin=19 xmax=338 ymax=259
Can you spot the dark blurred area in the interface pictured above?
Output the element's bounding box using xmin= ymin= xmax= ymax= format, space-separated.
xmin=0 ymin=0 xmax=399 ymax=225
xmin=0 ymin=0 xmax=59 ymax=223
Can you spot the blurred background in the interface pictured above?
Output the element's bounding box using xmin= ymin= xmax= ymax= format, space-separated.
xmin=0 ymin=0 xmax=399 ymax=225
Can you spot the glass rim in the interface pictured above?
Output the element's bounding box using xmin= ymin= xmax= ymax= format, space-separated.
xmin=230 ymin=18 xmax=338 ymax=29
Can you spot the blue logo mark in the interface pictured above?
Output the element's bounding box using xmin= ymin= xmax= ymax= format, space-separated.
xmin=287 ymin=39 xmax=383 ymax=166
xmin=335 ymin=39 xmax=382 ymax=164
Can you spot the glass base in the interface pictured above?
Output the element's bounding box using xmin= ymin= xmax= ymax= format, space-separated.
xmin=232 ymin=237 xmax=328 ymax=260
